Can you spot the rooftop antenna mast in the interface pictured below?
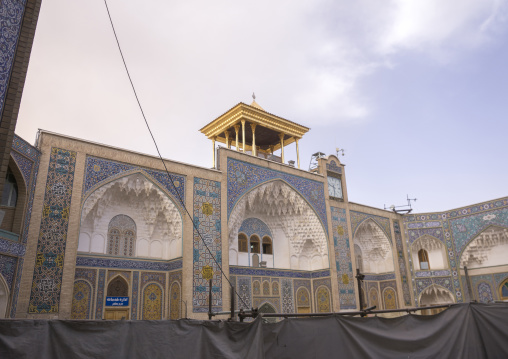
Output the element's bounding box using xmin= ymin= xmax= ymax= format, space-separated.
xmin=336 ymin=147 xmax=345 ymax=157
xmin=384 ymin=195 xmax=417 ymax=214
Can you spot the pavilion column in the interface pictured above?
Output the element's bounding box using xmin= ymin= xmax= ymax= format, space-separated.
xmin=241 ymin=120 xmax=246 ymax=153
xmin=225 ymin=131 xmax=231 ymax=148
xmin=279 ymin=133 xmax=285 ymax=164
xmin=234 ymin=125 xmax=240 ymax=151
xmin=250 ymin=123 xmax=257 ymax=157
xmin=295 ymin=138 xmax=300 ymax=169
xmin=212 ymin=136 xmax=216 ymax=168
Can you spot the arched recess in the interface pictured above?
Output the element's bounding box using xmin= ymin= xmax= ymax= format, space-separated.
xmin=107 ymin=276 xmax=129 ymax=297
xmin=0 ymin=275 xmax=9 ymax=319
xmin=296 ymin=287 xmax=311 ymax=313
xmin=262 ymin=281 xmax=270 ymax=296
xmin=382 ymin=287 xmax=397 ymax=310
xmin=272 ymin=281 xmax=279 ymax=296
xmin=354 ymin=219 xmax=394 ymax=274
xmin=460 ymin=225 xmax=508 ymax=269
xmin=253 ymin=281 xmax=261 ymax=296
xmin=259 ymin=302 xmax=277 ymax=323
xmin=143 ymin=283 xmax=163 ymax=320
xmin=71 ymin=280 xmax=93 ymax=319
xmin=0 ymin=158 xmax=28 ymax=234
xmin=419 ymin=284 xmax=454 ymax=313
xmin=411 ymin=235 xmax=448 ymax=270
xmin=315 ymin=286 xmax=331 ymax=313
xmin=369 ymin=288 xmax=379 ymax=309
xmin=499 ymin=279 xmax=508 ymax=301
xmin=228 ymin=180 xmax=329 ymax=270
xmin=169 ymin=281 xmax=181 ymax=320
xmin=78 ymin=172 xmax=183 ymax=260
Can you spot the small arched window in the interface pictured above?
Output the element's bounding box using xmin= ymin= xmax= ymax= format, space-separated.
xmin=418 ymin=249 xmax=430 ymax=270
xmin=0 ymin=169 xmax=18 ymax=207
xmin=107 ymin=276 xmax=129 ymax=297
xmin=500 ymin=280 xmax=508 ymax=300
xmin=107 ymin=215 xmax=136 ymax=257
xmin=262 ymin=236 xmax=272 ymax=254
xmin=250 ymin=235 xmax=260 ymax=254
xmin=238 ymin=233 xmax=248 ymax=252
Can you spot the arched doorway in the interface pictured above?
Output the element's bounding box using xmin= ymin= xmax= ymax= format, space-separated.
xmin=104 ymin=276 xmax=130 ymax=320
xmin=419 ymin=285 xmax=454 ymax=315
xmin=259 ymin=302 xmax=277 ymax=323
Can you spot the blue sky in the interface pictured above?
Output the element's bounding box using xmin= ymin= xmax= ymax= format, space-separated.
xmin=16 ymin=0 xmax=508 ymax=213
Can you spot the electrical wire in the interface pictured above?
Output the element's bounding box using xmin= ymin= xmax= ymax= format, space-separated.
xmin=102 ymin=0 xmax=249 ymax=311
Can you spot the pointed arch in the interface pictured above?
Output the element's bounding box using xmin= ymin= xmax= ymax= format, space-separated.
xmin=169 ymin=281 xmax=181 ymax=320
xmin=459 ymin=225 xmax=508 ymax=269
xmin=107 ymin=275 xmax=129 ymax=297
xmin=0 ymin=274 xmax=10 ymax=319
xmin=296 ymin=287 xmax=311 ymax=313
xmin=411 ymin=235 xmax=448 ymax=270
xmin=382 ymin=287 xmax=397 ymax=310
xmin=419 ymin=284 xmax=455 ymax=306
xmin=142 ymin=282 xmax=163 ymax=320
xmin=354 ymin=218 xmax=394 ymax=274
xmin=498 ymin=278 xmax=508 ymax=300
xmin=71 ymin=279 xmax=93 ymax=319
xmin=315 ymin=286 xmax=331 ymax=313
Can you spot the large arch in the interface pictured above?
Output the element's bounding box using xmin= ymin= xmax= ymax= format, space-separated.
xmin=411 ymin=235 xmax=448 ymax=270
xmin=78 ymin=172 xmax=183 ymax=260
xmin=460 ymin=225 xmax=508 ymax=269
xmin=353 ymin=218 xmax=394 ymax=274
xmin=228 ymin=180 xmax=329 ymax=270
xmin=419 ymin=284 xmax=455 ymax=307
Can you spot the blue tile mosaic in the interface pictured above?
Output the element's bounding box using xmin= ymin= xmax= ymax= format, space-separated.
xmin=331 ymin=207 xmax=356 ymax=309
xmin=12 ymin=135 xmax=40 ymax=162
xmin=229 ymin=266 xmax=329 ymax=279
xmin=363 ymin=273 xmax=396 ymax=281
xmin=29 ymin=148 xmax=77 ymax=313
xmin=326 ymin=160 xmax=342 ymax=174
xmin=227 ymin=158 xmax=328 ymax=231
xmin=76 ymin=256 xmax=182 ymax=271
xmin=193 ymin=177 xmax=222 ymax=313
xmin=415 ymin=270 xmax=451 ymax=278
xmin=11 ymin=151 xmax=33 ymax=186
xmin=350 ymin=211 xmax=392 ymax=243
xmin=95 ymin=269 xmax=106 ymax=319
xmin=393 ymin=220 xmax=411 ymax=306
xmin=0 ymin=237 xmax=24 ymax=256
xmin=237 ymin=276 xmax=252 ymax=310
xmin=239 ymin=218 xmax=272 ymax=238
xmin=0 ymin=254 xmax=17 ymax=289
xmin=281 ymin=278 xmax=294 ymax=313
xmin=407 ymin=221 xmax=442 ymax=229
xmin=0 ymin=0 xmax=27 ymax=118
xmin=407 ymin=226 xmax=444 ymax=245
xmin=82 ymin=156 xmax=186 ymax=206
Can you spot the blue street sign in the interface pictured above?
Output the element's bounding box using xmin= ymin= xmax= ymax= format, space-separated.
xmin=106 ymin=296 xmax=129 ymax=307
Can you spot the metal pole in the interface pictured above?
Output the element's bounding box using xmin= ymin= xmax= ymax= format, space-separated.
xmin=464 ymin=266 xmax=475 ymax=302
xmin=230 ymin=285 xmax=235 ymax=321
xmin=208 ymin=278 xmax=213 ymax=320
xmin=355 ymin=268 xmax=365 ymax=316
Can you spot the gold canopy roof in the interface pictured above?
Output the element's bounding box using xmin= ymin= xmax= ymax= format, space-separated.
xmin=200 ymin=101 xmax=310 ymax=153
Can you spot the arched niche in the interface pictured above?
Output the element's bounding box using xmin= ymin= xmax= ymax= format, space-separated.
xmin=499 ymin=279 xmax=508 ymax=301
xmin=460 ymin=225 xmax=508 ymax=269
xmin=107 ymin=276 xmax=129 ymax=297
xmin=78 ymin=172 xmax=183 ymax=260
xmin=169 ymin=282 xmax=181 ymax=320
xmin=259 ymin=302 xmax=277 ymax=323
xmin=354 ymin=219 xmax=394 ymax=274
xmin=0 ymin=158 xmax=28 ymax=235
xmin=411 ymin=235 xmax=448 ymax=270
xmin=315 ymin=286 xmax=331 ymax=313
xmin=419 ymin=285 xmax=455 ymax=307
xmin=296 ymin=287 xmax=311 ymax=313
xmin=383 ymin=287 xmax=397 ymax=310
xmin=228 ymin=180 xmax=329 ymax=271
xmin=0 ymin=275 xmax=9 ymax=319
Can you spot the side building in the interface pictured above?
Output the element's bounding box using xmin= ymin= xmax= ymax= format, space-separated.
xmin=0 ymin=102 xmax=506 ymax=319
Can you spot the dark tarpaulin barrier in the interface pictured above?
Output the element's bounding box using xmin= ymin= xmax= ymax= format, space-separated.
xmin=0 ymin=303 xmax=507 ymax=359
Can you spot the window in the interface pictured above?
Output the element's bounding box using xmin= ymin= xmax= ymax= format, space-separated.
xmin=262 ymin=236 xmax=272 ymax=254
xmin=1 ymin=169 xmax=17 ymax=207
xmin=107 ymin=215 xmax=136 ymax=257
xmin=418 ymin=249 xmax=430 ymax=270
xmin=238 ymin=233 xmax=248 ymax=252
xmin=500 ymin=280 xmax=508 ymax=300
xmin=250 ymin=235 xmax=260 ymax=254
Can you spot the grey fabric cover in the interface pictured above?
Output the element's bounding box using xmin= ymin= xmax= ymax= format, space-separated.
xmin=0 ymin=303 xmax=506 ymax=358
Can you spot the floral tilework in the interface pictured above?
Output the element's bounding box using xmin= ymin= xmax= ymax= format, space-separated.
xmin=29 ymin=148 xmax=76 ymax=313
xmin=363 ymin=273 xmax=396 ymax=281
xmin=74 ymin=268 xmax=97 ymax=286
xmin=193 ymin=177 xmax=222 ymax=313
xmin=142 ymin=283 xmax=163 ymax=320
xmin=293 ymin=279 xmax=311 ymax=306
xmin=0 ymin=238 xmax=24 ymax=257
xmin=0 ymin=254 xmax=17 ymax=289
xmin=11 ymin=151 xmax=32 ymax=186
xmin=239 ymin=218 xmax=272 ymax=238
xmin=107 ymin=270 xmax=130 ymax=283
xmin=237 ymin=276 xmax=252 ymax=310
xmin=12 ymin=134 xmax=40 ymax=162
xmin=407 ymin=227 xmax=445 ymax=245
xmin=131 ymin=271 xmax=139 ymax=320
xmin=71 ymin=280 xmax=93 ymax=319
xmin=415 ymin=276 xmax=454 ymax=303
xmin=0 ymin=0 xmax=27 ymax=118
xmin=82 ymin=156 xmax=185 ymax=204
xmin=477 ymin=282 xmax=494 ymax=303
xmin=470 ymin=275 xmax=495 ymax=302
xmin=331 ymin=207 xmax=356 ymax=309
xmin=9 ymin=258 xmax=23 ymax=318
xmin=76 ymin=256 xmax=182 ymax=271
xmin=415 ymin=270 xmax=451 ymax=278
xmin=95 ymin=269 xmax=106 ymax=319
xmin=281 ymin=278 xmax=294 ymax=313
xmin=393 ymin=220 xmax=411 ymax=306
xmin=141 ymin=272 xmax=166 ymax=289
xmin=350 ymin=211 xmax=392 ymax=243
xmin=227 ymin=158 xmax=328 ymax=230
xmin=253 ymin=297 xmax=281 ymax=312
xmin=229 ymin=266 xmax=329 ymax=279
xmin=493 ymin=273 xmax=508 ymax=287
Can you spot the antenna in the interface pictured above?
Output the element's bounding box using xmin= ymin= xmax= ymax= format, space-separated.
xmin=336 ymin=148 xmax=345 ymax=157
xmin=384 ymin=195 xmax=417 ymax=214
